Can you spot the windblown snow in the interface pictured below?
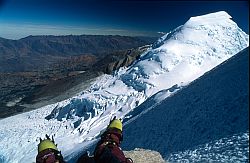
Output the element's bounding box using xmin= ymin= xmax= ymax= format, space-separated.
xmin=0 ymin=11 xmax=249 ymax=163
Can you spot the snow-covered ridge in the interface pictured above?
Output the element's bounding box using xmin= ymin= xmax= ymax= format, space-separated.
xmin=121 ymin=47 xmax=249 ymax=163
xmin=45 ymin=10 xmax=249 ymax=135
xmin=0 ymin=11 xmax=249 ymax=162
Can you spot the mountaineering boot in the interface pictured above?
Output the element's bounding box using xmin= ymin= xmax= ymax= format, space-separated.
xmin=36 ymin=135 xmax=65 ymax=163
xmin=93 ymin=116 xmax=133 ymax=163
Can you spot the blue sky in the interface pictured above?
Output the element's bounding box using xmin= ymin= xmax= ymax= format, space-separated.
xmin=0 ymin=0 xmax=249 ymax=39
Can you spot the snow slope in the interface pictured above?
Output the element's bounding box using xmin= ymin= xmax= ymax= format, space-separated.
xmin=168 ymin=132 xmax=249 ymax=162
xmin=0 ymin=11 xmax=249 ymax=163
xmin=122 ymin=47 xmax=249 ymax=162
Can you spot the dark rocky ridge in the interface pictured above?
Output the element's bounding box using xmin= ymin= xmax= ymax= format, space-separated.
xmin=0 ymin=35 xmax=156 ymax=118
xmin=0 ymin=35 xmax=156 ymax=72
xmin=93 ymin=45 xmax=150 ymax=74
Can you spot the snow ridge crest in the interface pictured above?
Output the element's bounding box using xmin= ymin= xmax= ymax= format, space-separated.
xmin=154 ymin=11 xmax=248 ymax=48
xmin=46 ymin=11 xmax=249 ymax=129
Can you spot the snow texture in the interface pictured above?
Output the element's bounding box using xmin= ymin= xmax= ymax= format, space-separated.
xmin=122 ymin=47 xmax=249 ymax=162
xmin=0 ymin=11 xmax=249 ymax=163
xmin=168 ymin=132 xmax=249 ymax=162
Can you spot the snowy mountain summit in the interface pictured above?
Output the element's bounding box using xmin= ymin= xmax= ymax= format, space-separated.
xmin=122 ymin=11 xmax=248 ymax=96
xmin=0 ymin=11 xmax=249 ymax=163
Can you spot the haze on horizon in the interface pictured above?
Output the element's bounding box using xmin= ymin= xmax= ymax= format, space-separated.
xmin=0 ymin=0 xmax=248 ymax=40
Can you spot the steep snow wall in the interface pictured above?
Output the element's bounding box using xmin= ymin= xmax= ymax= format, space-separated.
xmin=122 ymin=47 xmax=249 ymax=162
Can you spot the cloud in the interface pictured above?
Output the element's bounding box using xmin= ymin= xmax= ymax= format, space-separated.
xmin=157 ymin=31 xmax=166 ymax=35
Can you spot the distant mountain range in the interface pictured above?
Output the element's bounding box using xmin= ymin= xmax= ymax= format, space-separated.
xmin=0 ymin=35 xmax=157 ymax=72
xmin=0 ymin=35 xmax=157 ymax=118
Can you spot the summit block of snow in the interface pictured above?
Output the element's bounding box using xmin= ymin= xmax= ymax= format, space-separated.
xmin=123 ymin=11 xmax=248 ymax=97
xmin=186 ymin=11 xmax=232 ymax=26
xmin=0 ymin=11 xmax=249 ymax=163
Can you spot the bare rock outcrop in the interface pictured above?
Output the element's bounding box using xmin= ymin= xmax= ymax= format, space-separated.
xmin=124 ymin=148 xmax=166 ymax=163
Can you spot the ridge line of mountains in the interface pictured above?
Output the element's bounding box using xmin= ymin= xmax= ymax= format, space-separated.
xmin=0 ymin=35 xmax=157 ymax=72
xmin=0 ymin=35 xmax=158 ymax=118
